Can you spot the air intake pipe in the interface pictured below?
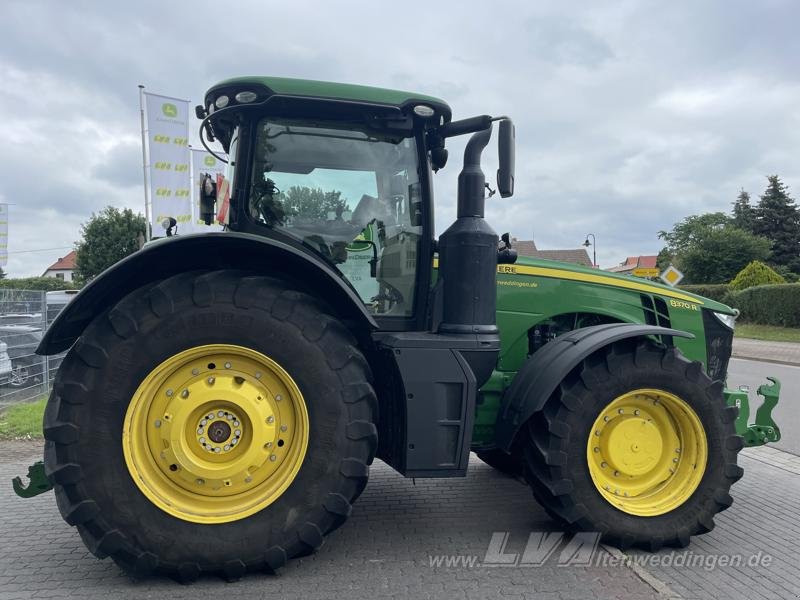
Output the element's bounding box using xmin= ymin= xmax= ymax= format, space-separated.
xmin=437 ymin=125 xmax=498 ymax=334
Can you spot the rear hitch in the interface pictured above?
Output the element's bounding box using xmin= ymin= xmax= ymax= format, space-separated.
xmin=12 ymin=461 xmax=53 ymax=498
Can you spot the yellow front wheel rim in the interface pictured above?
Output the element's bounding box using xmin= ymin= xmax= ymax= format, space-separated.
xmin=122 ymin=344 xmax=309 ymax=524
xmin=587 ymin=389 xmax=707 ymax=517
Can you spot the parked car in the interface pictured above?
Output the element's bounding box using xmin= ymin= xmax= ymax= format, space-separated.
xmin=0 ymin=325 xmax=44 ymax=387
xmin=0 ymin=340 xmax=13 ymax=384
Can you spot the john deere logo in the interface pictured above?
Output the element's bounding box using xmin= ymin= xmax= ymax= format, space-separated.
xmin=347 ymin=224 xmax=374 ymax=252
xmin=161 ymin=103 xmax=178 ymax=118
xmin=204 ymin=156 xmax=216 ymax=167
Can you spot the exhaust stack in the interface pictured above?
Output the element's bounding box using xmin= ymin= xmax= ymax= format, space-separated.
xmin=437 ymin=125 xmax=498 ymax=335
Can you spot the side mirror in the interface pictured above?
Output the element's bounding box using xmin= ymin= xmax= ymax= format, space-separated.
xmin=497 ymin=119 xmax=515 ymax=198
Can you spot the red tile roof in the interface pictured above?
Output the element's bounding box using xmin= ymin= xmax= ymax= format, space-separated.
xmin=607 ymin=255 xmax=658 ymax=272
xmin=45 ymin=250 xmax=76 ymax=271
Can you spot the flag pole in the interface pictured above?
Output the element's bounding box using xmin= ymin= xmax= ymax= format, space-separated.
xmin=138 ymin=84 xmax=151 ymax=241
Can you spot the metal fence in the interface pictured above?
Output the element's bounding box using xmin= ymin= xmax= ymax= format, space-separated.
xmin=0 ymin=289 xmax=75 ymax=409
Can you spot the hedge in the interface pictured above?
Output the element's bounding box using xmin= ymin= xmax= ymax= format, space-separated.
xmin=680 ymin=284 xmax=733 ymax=305
xmin=732 ymin=284 xmax=800 ymax=328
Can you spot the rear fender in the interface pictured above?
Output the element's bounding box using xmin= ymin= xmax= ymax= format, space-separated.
xmin=38 ymin=232 xmax=377 ymax=355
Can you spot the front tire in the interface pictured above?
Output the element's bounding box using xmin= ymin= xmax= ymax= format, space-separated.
xmin=521 ymin=340 xmax=743 ymax=551
xmin=43 ymin=271 xmax=377 ymax=580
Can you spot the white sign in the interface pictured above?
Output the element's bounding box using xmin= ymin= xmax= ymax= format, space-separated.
xmin=660 ymin=265 xmax=684 ymax=287
xmin=144 ymin=92 xmax=191 ymax=233
xmin=0 ymin=204 xmax=7 ymax=267
xmin=182 ymin=149 xmax=227 ymax=234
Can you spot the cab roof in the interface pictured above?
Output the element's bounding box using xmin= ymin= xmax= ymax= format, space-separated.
xmin=205 ymin=76 xmax=452 ymax=123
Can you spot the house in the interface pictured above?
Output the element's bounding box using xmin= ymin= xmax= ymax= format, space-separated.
xmin=42 ymin=250 xmax=77 ymax=282
xmin=607 ymin=255 xmax=658 ymax=275
xmin=511 ymin=238 xmax=593 ymax=268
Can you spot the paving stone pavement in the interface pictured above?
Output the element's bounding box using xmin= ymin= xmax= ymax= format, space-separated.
xmin=733 ymin=338 xmax=800 ymax=366
xmin=1 ymin=440 xmax=798 ymax=600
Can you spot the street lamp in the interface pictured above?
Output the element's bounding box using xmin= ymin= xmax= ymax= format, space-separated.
xmin=583 ymin=234 xmax=597 ymax=268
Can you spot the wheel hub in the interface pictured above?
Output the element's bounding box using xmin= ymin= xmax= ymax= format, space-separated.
xmin=587 ymin=389 xmax=707 ymax=516
xmin=122 ymin=344 xmax=309 ymax=524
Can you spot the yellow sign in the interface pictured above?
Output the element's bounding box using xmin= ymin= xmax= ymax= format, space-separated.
xmin=660 ymin=265 xmax=684 ymax=287
xmin=632 ymin=268 xmax=660 ymax=278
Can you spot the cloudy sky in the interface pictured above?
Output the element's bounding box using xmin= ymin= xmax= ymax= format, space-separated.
xmin=3 ymin=0 xmax=799 ymax=276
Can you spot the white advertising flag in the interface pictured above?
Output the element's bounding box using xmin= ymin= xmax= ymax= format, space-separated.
xmin=0 ymin=204 xmax=7 ymax=267
xmin=143 ymin=92 xmax=191 ymax=234
xmin=184 ymin=148 xmax=226 ymax=233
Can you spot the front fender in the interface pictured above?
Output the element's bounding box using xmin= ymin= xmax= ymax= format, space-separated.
xmin=494 ymin=323 xmax=694 ymax=451
xmin=38 ymin=232 xmax=377 ymax=354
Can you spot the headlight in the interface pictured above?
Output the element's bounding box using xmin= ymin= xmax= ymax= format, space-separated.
xmin=235 ymin=90 xmax=258 ymax=103
xmin=712 ymin=310 xmax=737 ymax=330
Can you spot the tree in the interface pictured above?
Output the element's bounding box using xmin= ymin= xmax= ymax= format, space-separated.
xmin=753 ymin=175 xmax=800 ymax=273
xmin=74 ymin=206 xmax=147 ymax=283
xmin=658 ymin=213 xmax=771 ymax=284
xmin=655 ymin=247 xmax=673 ymax=272
xmin=658 ymin=212 xmax=731 ymax=250
xmin=731 ymin=189 xmax=756 ymax=233
xmin=281 ymin=186 xmax=350 ymax=220
xmin=0 ymin=267 xmax=5 ymax=279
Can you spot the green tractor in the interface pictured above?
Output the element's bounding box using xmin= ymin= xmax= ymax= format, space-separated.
xmin=20 ymin=76 xmax=781 ymax=580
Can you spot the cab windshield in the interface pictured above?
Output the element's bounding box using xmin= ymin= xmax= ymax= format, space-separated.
xmin=249 ymin=119 xmax=422 ymax=317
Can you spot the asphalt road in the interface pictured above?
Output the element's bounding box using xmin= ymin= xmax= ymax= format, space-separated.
xmin=727 ymin=357 xmax=800 ymax=456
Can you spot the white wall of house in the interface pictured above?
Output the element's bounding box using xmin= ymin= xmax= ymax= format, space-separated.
xmin=42 ymin=269 xmax=74 ymax=282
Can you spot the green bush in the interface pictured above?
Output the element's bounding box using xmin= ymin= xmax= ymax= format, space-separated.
xmin=732 ymin=284 xmax=800 ymax=327
xmin=0 ymin=277 xmax=80 ymax=291
xmin=729 ymin=260 xmax=785 ymax=291
xmin=680 ymin=284 xmax=733 ymax=305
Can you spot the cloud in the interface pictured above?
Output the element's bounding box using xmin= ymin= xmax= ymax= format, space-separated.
xmin=2 ymin=0 xmax=799 ymax=277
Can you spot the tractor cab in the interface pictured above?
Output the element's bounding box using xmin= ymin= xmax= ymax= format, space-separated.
xmin=196 ymin=77 xmax=515 ymax=329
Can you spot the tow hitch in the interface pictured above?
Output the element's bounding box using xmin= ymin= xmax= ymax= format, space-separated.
xmin=12 ymin=461 xmax=52 ymax=498
xmin=725 ymin=377 xmax=782 ymax=446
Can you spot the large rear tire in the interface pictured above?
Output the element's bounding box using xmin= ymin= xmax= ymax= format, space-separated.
xmin=43 ymin=271 xmax=377 ymax=580
xmin=521 ymin=340 xmax=743 ymax=551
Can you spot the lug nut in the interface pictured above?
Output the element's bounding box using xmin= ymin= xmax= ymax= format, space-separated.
xmin=181 ymin=389 xmax=189 ymax=398
xmin=593 ymin=447 xmax=600 ymax=453
xmin=225 ymin=362 xmax=231 ymax=369
xmin=196 ymin=478 xmax=205 ymax=485
xmin=166 ymin=389 xmax=174 ymax=397
xmin=634 ymin=409 xmax=640 ymax=416
xmin=192 ymin=368 xmax=200 ymax=376
xmin=275 ymin=395 xmax=282 ymax=402
xmin=280 ymin=424 xmax=287 ymax=432
xmin=266 ymin=416 xmax=275 ymax=424
xmin=601 ymin=462 xmax=608 ymax=468
xmin=269 ymin=455 xmax=277 ymax=462
xmin=207 ymin=376 xmax=216 ymax=385
xmin=255 ymin=372 xmax=262 ymax=379
xmin=154 ymin=419 xmax=162 ymax=428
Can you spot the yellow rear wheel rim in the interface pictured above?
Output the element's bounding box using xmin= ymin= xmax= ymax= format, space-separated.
xmin=122 ymin=344 xmax=309 ymax=524
xmin=586 ymin=389 xmax=707 ymax=517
